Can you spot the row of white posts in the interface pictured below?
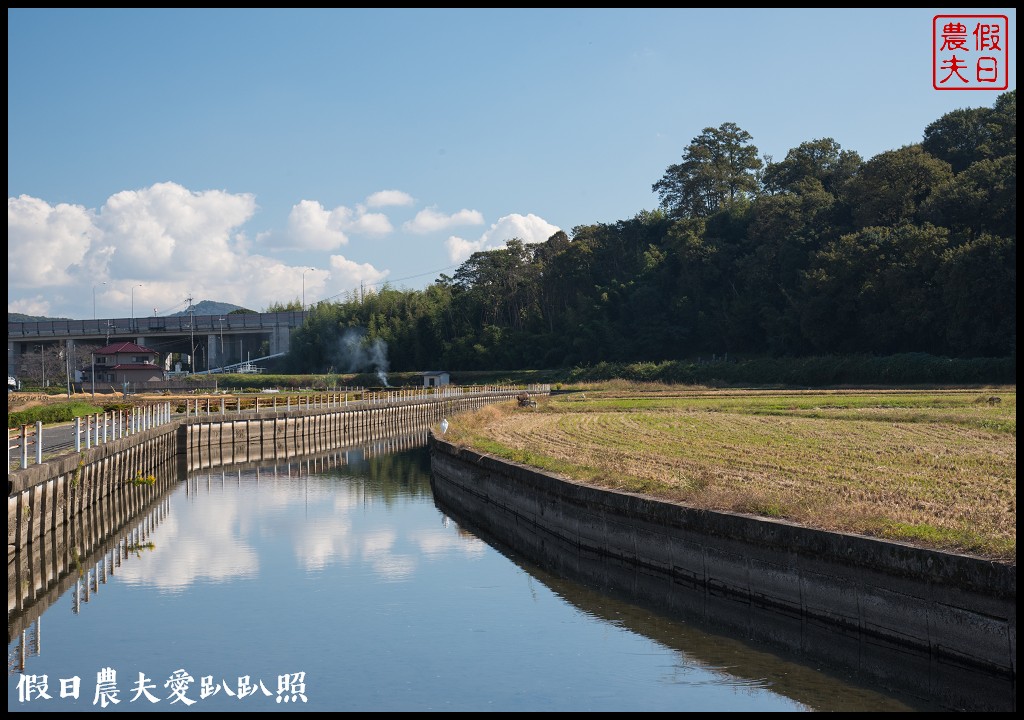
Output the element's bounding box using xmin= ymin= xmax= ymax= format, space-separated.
xmin=10 ymin=385 xmax=552 ymax=470
xmin=181 ymin=385 xmax=551 ymax=417
xmin=8 ymin=403 xmax=173 ymax=471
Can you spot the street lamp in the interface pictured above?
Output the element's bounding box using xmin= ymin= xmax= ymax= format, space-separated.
xmin=302 ymin=268 xmax=314 ymax=310
xmin=93 ymin=281 xmax=107 ymax=320
xmin=130 ymin=283 xmax=143 ymax=329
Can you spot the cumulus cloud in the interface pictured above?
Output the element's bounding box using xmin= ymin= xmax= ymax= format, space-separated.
xmin=348 ymin=210 xmax=392 ymax=235
xmin=287 ymin=199 xmax=353 ymax=250
xmin=8 ymin=182 xmax=270 ymax=316
xmin=7 ymin=182 xmax=392 ymax=318
xmin=8 ymin=180 xmax=559 ymax=319
xmin=8 ymin=195 xmax=99 ymax=288
xmin=365 ymin=189 xmax=415 ymax=208
xmin=327 ymin=254 xmax=390 ymax=297
xmin=285 ymin=199 xmax=394 ymax=250
xmin=102 ymin=182 xmax=257 ymax=274
xmin=445 ymin=213 xmax=561 ymax=263
xmin=403 ymin=207 xmax=484 ymax=234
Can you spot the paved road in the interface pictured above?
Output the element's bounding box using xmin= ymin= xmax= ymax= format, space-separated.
xmin=9 ymin=415 xmax=186 ymax=464
xmin=9 ymin=421 xmax=79 ymax=461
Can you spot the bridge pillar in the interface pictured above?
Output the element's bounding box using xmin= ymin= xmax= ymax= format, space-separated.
xmin=269 ymin=324 xmax=292 ymax=356
xmin=9 ymin=341 xmax=23 ymax=379
xmin=208 ymin=333 xmax=225 ymax=370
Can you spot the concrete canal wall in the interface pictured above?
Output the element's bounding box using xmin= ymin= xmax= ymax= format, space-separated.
xmin=8 ymin=389 xmax=544 ymax=556
xmin=8 ymin=423 xmax=182 ymax=553
xmin=179 ymin=392 xmax=519 ymax=471
xmin=427 ymin=434 xmax=1016 ymax=689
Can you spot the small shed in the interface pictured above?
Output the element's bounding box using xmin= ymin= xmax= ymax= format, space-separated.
xmin=421 ymin=371 xmax=450 ymax=388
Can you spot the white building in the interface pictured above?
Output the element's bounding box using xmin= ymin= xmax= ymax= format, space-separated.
xmin=421 ymin=371 xmax=450 ymax=388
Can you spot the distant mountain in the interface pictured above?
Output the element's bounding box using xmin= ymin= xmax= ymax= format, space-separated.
xmin=167 ymin=300 xmax=255 ymax=317
xmin=9 ymin=301 xmax=254 ymax=323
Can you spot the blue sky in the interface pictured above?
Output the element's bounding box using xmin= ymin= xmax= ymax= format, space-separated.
xmin=8 ymin=8 xmax=1016 ymax=320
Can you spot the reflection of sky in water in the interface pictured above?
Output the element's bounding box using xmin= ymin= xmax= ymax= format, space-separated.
xmin=115 ymin=496 xmax=259 ymax=590
xmin=118 ymin=468 xmax=485 ymax=590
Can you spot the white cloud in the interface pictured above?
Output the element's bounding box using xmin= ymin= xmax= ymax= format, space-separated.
xmin=365 ymin=189 xmax=415 ymax=208
xmin=445 ymin=213 xmax=561 ymax=264
xmin=403 ymin=207 xmax=484 ymax=234
xmin=286 ymin=199 xmax=353 ymax=250
xmin=8 ymin=182 xmax=561 ymax=319
xmin=7 ymin=182 xmax=398 ymax=317
xmin=7 ymin=195 xmax=98 ymax=288
xmin=285 ymin=199 xmax=395 ymax=250
xmin=327 ymin=254 xmax=390 ymax=297
xmin=445 ymin=235 xmax=487 ymax=263
xmin=101 ymin=181 xmax=257 ymax=275
xmin=348 ymin=211 xmax=393 ymax=235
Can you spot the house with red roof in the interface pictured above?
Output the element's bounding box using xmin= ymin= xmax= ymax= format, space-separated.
xmin=84 ymin=341 xmax=165 ymax=389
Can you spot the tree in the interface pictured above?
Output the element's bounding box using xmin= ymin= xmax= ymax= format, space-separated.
xmin=761 ymin=138 xmax=862 ymax=196
xmin=800 ymin=224 xmax=952 ymax=354
xmin=265 ymin=299 xmax=303 ymax=312
xmin=840 ymin=145 xmax=953 ymax=229
xmin=921 ymin=90 xmax=1016 ymax=173
xmin=937 ymin=233 xmax=1016 ymax=357
xmin=922 ymin=106 xmax=998 ymax=173
xmin=653 ymin=122 xmax=762 ymax=218
xmin=920 ymin=154 xmax=1016 ymax=239
xmin=19 ymin=343 xmax=67 ymax=389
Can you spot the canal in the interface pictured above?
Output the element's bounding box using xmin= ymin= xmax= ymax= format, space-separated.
xmin=7 ymin=438 xmax=979 ymax=711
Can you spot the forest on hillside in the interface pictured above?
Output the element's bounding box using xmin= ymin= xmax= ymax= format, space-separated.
xmin=286 ymin=91 xmax=1015 ymax=374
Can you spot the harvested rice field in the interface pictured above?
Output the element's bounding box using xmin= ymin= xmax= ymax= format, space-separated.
xmin=442 ymin=384 xmax=1016 ymax=562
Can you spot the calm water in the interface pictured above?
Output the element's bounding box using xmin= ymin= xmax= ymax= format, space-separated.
xmin=9 ymin=440 xmax=954 ymax=712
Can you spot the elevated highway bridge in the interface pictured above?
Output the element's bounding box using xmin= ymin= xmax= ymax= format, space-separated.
xmin=8 ymin=311 xmax=308 ymax=380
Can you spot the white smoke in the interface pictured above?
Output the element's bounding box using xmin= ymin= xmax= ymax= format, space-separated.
xmin=335 ymin=327 xmax=390 ymax=386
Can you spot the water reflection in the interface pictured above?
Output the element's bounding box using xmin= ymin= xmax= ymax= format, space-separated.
xmin=8 ymin=438 xmax=995 ymax=712
xmin=430 ymin=463 xmax=1013 ymax=713
xmin=9 ymin=456 xmax=180 ymax=672
xmin=434 ymin=508 xmax=928 ymax=713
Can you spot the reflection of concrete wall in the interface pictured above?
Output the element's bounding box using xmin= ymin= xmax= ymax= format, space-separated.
xmin=8 ymin=422 xmax=185 ymax=551
xmin=8 ymin=456 xmax=180 ymax=646
xmin=428 ymin=434 xmax=1016 ymax=710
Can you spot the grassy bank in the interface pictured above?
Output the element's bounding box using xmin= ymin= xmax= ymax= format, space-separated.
xmin=442 ymin=383 xmax=1016 ymax=562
